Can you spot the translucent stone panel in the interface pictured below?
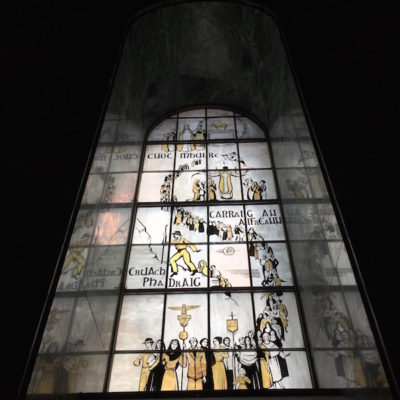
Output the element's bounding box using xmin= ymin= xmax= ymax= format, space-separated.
xmin=28 ymin=354 xmax=108 ymax=394
xmin=147 ymin=118 xmax=177 ymax=141
xmin=58 ymin=245 xmax=125 ymax=292
xmin=93 ymin=208 xmax=132 ymax=245
xmin=90 ymin=146 xmax=112 ymax=173
xmin=236 ymin=117 xmax=265 ymax=139
xmin=283 ymin=203 xmax=341 ymax=241
xmin=116 ymin=294 xmax=164 ymax=350
xmin=239 ymin=142 xmax=271 ymax=169
xmin=109 ymin=145 xmax=141 ymax=172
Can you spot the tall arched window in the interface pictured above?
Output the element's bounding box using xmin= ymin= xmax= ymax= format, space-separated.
xmin=108 ymin=106 xmax=312 ymax=391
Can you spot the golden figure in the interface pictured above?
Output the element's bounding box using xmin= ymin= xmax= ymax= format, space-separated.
xmin=169 ymin=231 xmax=200 ymax=276
xmin=208 ymin=179 xmax=217 ymax=201
xmin=218 ymin=167 xmax=233 ymax=199
xmin=133 ymin=338 xmax=154 ymax=391
xmin=212 ymin=337 xmax=228 ymax=389
xmin=259 ymin=333 xmax=273 ymax=389
xmin=193 ymin=121 xmax=205 ymax=149
xmin=161 ymin=340 xmax=187 ymax=391
xmin=177 ymin=124 xmax=195 ymax=152
xmin=252 ymin=181 xmax=261 ymax=200
xmin=233 ymin=368 xmax=252 ymax=389
xmin=187 ymin=337 xmax=206 ymax=390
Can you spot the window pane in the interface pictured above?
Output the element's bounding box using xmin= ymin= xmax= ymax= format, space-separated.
xmin=138 ymin=172 xmax=172 ymax=203
xmin=109 ymin=354 xmax=146 ymax=392
xmin=208 ymin=170 xmax=242 ymax=201
xmin=246 ymin=204 xmax=285 ymax=241
xmin=173 ymin=171 xmax=207 ymax=202
xmin=93 ymin=208 xmax=132 ymax=245
xmin=210 ymin=292 xmax=254 ymax=342
xmin=172 ymin=206 xmax=208 ymax=243
xmin=250 ymin=242 xmax=293 ymax=287
xmin=283 ymin=203 xmax=341 ymax=241
xmin=253 ymin=292 xmax=304 ymax=348
xmin=241 ymin=169 xmax=276 ymax=200
xmin=82 ymin=175 xmax=105 ymax=204
xmin=177 ymin=118 xmax=206 ymax=141
xmin=132 ymin=207 xmax=171 ymax=245
xmin=69 ymin=209 xmax=96 ymax=246
xmin=208 ymin=205 xmax=245 ymax=243
xmin=90 ymin=146 xmax=112 ymax=173
xmin=208 ymin=143 xmax=239 ymax=169
xmin=168 ymin=243 xmax=208 ymax=288
xmin=104 ymin=173 xmax=137 ymax=203
xmin=127 ymin=245 xmax=167 ymax=289
xmin=148 ymin=118 xmax=177 ymax=141
xmin=239 ymin=142 xmax=271 ymax=169
xmin=58 ymin=245 xmax=125 ymax=292
xmin=109 ymin=145 xmax=141 ymax=172
xmin=99 ymin=120 xmax=118 ymax=143
xmin=143 ymin=144 xmax=175 ymax=171
xmin=116 ymin=294 xmax=164 ymax=350
xmin=29 ymin=354 xmax=108 ymax=394
xmin=207 ymin=117 xmax=235 ymax=140
xmin=236 ymin=117 xmax=265 ymax=139
xmin=163 ymin=293 xmax=208 ymax=348
xmin=209 ymin=244 xmax=250 ymax=287
xmin=179 ymin=109 xmax=205 ymax=118
xmin=175 ymin=147 xmax=207 ymax=171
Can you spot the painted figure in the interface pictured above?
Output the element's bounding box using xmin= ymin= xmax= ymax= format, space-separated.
xmin=233 ymin=368 xmax=251 ymax=389
xmin=187 ymin=337 xmax=206 ymax=390
xmin=169 ymin=231 xmax=200 ymax=276
xmin=212 ymin=337 xmax=228 ymax=389
xmin=133 ymin=338 xmax=154 ymax=391
xmin=161 ymin=340 xmax=187 ymax=391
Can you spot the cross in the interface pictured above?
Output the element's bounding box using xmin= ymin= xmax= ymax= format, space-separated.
xmin=229 ymin=312 xmax=235 ymax=320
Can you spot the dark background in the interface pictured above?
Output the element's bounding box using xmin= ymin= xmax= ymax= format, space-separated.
xmin=3 ymin=1 xmax=400 ymax=398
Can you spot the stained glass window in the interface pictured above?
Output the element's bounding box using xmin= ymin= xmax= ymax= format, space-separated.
xmin=108 ymin=107 xmax=312 ymax=392
xmin=27 ymin=106 xmax=390 ymax=397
